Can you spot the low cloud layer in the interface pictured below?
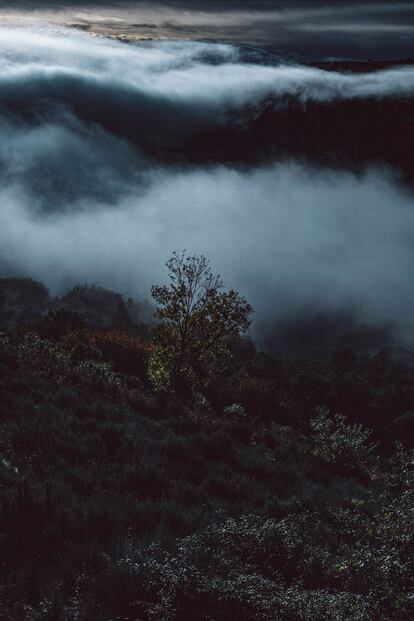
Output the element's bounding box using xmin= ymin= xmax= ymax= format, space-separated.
xmin=2 ymin=160 xmax=414 ymax=345
xmin=1 ymin=25 xmax=414 ymax=351
xmin=1 ymin=27 xmax=413 ymax=176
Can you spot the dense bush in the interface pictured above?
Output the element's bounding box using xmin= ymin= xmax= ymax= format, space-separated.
xmin=310 ymin=408 xmax=377 ymax=475
xmin=84 ymin=329 xmax=151 ymax=378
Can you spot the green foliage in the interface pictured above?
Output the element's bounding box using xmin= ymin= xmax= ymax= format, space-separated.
xmin=149 ymin=252 xmax=253 ymax=395
xmin=310 ymin=409 xmax=377 ymax=475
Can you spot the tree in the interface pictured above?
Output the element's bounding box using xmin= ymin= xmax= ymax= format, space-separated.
xmin=148 ymin=251 xmax=253 ymax=395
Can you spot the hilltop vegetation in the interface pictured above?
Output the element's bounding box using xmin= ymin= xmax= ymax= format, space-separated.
xmin=0 ymin=258 xmax=413 ymax=620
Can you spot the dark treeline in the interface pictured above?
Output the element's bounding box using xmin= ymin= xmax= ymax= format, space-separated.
xmin=0 ymin=270 xmax=413 ymax=620
xmin=3 ymin=65 xmax=414 ymax=183
xmin=183 ymin=96 xmax=414 ymax=185
xmin=0 ymin=277 xmax=153 ymax=331
xmin=309 ymin=58 xmax=414 ymax=73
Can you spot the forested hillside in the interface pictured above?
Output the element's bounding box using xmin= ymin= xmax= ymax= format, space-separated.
xmin=0 ymin=263 xmax=413 ymax=620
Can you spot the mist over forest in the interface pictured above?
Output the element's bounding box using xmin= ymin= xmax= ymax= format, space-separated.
xmin=1 ymin=25 xmax=414 ymax=352
xmin=1 ymin=5 xmax=414 ymax=620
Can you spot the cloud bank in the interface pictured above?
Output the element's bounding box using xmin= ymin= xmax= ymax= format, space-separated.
xmin=1 ymin=26 xmax=413 ymax=176
xmin=1 ymin=25 xmax=414 ymax=352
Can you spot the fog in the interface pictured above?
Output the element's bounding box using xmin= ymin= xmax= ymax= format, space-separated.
xmin=2 ymin=26 xmax=414 ymax=108
xmin=1 ymin=25 xmax=414 ymax=350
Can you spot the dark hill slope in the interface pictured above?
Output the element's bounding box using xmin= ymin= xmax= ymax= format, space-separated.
xmin=0 ymin=312 xmax=413 ymax=619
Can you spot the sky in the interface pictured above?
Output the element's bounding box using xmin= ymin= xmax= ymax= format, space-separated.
xmin=1 ymin=23 xmax=414 ymax=354
xmin=1 ymin=1 xmax=414 ymax=58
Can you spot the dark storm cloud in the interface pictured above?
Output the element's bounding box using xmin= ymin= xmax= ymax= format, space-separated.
xmin=1 ymin=25 xmax=414 ymax=350
xmin=2 ymin=1 xmax=414 ymax=59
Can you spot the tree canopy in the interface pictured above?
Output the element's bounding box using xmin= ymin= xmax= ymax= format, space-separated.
xmin=149 ymin=251 xmax=253 ymax=394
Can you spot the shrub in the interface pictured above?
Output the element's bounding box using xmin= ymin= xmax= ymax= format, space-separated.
xmin=84 ymin=329 xmax=151 ymax=378
xmin=310 ymin=409 xmax=377 ymax=474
